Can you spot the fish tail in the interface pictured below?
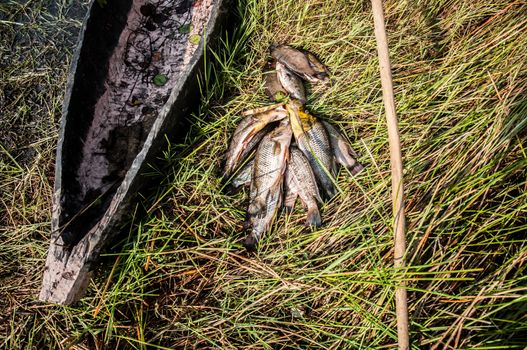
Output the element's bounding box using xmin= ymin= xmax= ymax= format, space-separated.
xmin=223 ymin=184 xmax=238 ymax=195
xmin=248 ymin=197 xmax=266 ymax=216
xmin=349 ymin=162 xmax=364 ymax=176
xmin=244 ymin=231 xmax=260 ymax=251
xmin=339 ymin=149 xmax=364 ymax=175
xmin=320 ymin=177 xmax=336 ymax=199
xmin=284 ymin=192 xmax=297 ymax=213
xmin=306 ymin=206 xmax=322 ymax=228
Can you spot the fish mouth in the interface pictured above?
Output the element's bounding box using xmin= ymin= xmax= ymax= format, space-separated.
xmin=268 ymin=43 xmax=279 ymax=52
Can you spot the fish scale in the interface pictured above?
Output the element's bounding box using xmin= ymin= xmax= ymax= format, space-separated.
xmin=245 ymin=119 xmax=292 ymax=248
xmin=287 ymin=101 xmax=336 ymax=198
xmin=285 ymin=147 xmax=322 ymax=227
xmin=224 ymin=106 xmax=287 ymax=176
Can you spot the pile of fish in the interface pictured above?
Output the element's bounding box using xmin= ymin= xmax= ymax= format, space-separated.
xmin=224 ymin=44 xmax=364 ymax=249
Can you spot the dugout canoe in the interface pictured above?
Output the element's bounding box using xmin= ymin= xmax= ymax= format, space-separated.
xmin=40 ymin=0 xmax=227 ymax=305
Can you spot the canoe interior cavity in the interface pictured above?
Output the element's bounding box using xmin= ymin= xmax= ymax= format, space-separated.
xmin=59 ymin=0 xmax=213 ymax=247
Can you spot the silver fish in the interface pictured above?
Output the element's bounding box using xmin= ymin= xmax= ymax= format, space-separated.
xmin=284 ymin=147 xmax=322 ymax=227
xmin=287 ymin=100 xmax=336 ymax=198
xmin=224 ymin=106 xmax=288 ymax=176
xmin=270 ymin=44 xmax=330 ymax=83
xmin=245 ymin=119 xmax=292 ymax=249
xmin=276 ymin=61 xmax=306 ymax=103
xmin=263 ymin=61 xmax=288 ymax=102
xmin=322 ymin=121 xmax=364 ymax=175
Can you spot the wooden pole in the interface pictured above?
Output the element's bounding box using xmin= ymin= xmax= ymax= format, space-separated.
xmin=370 ymin=0 xmax=409 ymax=348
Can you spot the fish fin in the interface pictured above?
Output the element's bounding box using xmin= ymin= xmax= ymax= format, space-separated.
xmin=349 ymin=162 xmax=364 ymax=175
xmin=248 ymin=197 xmax=266 ymax=216
xmin=342 ymin=142 xmax=360 ymax=159
xmin=305 ymin=206 xmax=322 ymax=228
xmin=320 ymin=180 xmax=336 ymax=199
xmin=334 ymin=143 xmax=364 ymax=175
xmin=314 ymin=189 xmax=324 ymax=204
xmin=243 ymin=218 xmax=252 ymax=231
xmin=284 ymin=192 xmax=298 ymax=213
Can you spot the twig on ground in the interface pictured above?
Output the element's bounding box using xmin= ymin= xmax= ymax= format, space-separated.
xmin=370 ymin=0 xmax=409 ymax=348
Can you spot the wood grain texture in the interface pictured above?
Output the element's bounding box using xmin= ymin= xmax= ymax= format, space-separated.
xmin=39 ymin=0 xmax=227 ymax=305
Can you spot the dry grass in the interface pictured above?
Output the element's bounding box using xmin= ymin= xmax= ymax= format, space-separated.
xmin=1 ymin=0 xmax=527 ymax=349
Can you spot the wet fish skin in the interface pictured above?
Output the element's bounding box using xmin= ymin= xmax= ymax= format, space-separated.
xmin=285 ymin=147 xmax=322 ymax=227
xmin=275 ymin=61 xmax=306 ymax=103
xmin=245 ymin=119 xmax=292 ymax=249
xmin=224 ymin=106 xmax=287 ymax=176
xmin=270 ymin=44 xmax=329 ymax=83
xmin=287 ymin=100 xmax=336 ymax=198
xmin=245 ymin=185 xmax=282 ymax=250
xmin=263 ymin=61 xmax=288 ymax=102
xmin=322 ymin=121 xmax=364 ymax=175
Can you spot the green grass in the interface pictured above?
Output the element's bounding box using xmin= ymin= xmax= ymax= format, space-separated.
xmin=2 ymin=0 xmax=527 ymax=348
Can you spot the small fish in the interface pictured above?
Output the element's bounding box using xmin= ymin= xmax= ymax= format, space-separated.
xmin=275 ymin=61 xmax=306 ymax=103
xmin=263 ymin=61 xmax=288 ymax=102
xmin=284 ymin=147 xmax=322 ymax=227
xmin=287 ymin=100 xmax=336 ymax=198
xmin=322 ymin=121 xmax=364 ymax=175
xmin=270 ymin=44 xmax=330 ymax=83
xmin=245 ymin=119 xmax=292 ymax=249
xmin=224 ymin=106 xmax=288 ymax=176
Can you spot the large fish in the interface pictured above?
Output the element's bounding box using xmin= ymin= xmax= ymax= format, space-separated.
xmin=287 ymin=100 xmax=336 ymax=198
xmin=322 ymin=121 xmax=364 ymax=175
xmin=275 ymin=61 xmax=306 ymax=103
xmin=270 ymin=44 xmax=330 ymax=83
xmin=245 ymin=119 xmax=292 ymax=249
xmin=263 ymin=61 xmax=287 ymax=102
xmin=284 ymin=147 xmax=322 ymax=227
xmin=224 ymin=106 xmax=287 ymax=176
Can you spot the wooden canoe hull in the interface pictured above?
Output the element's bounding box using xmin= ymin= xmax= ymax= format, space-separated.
xmin=40 ymin=0 xmax=227 ymax=304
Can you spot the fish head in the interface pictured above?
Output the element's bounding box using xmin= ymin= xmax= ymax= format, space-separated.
xmin=299 ymin=110 xmax=317 ymax=130
xmin=271 ymin=119 xmax=293 ymax=141
xmin=266 ymin=121 xmax=292 ymax=157
xmin=288 ymin=99 xmax=304 ymax=110
xmin=305 ymin=52 xmax=330 ymax=81
xmin=268 ymin=43 xmax=281 ymax=52
xmin=254 ymin=107 xmax=288 ymax=126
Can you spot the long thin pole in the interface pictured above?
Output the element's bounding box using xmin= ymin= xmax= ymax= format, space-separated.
xmin=370 ymin=0 xmax=409 ymax=349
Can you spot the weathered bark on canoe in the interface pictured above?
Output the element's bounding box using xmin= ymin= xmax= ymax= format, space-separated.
xmin=40 ymin=0 xmax=227 ymax=305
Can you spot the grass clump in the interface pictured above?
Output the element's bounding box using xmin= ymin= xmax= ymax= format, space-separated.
xmin=1 ymin=0 xmax=527 ymax=349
